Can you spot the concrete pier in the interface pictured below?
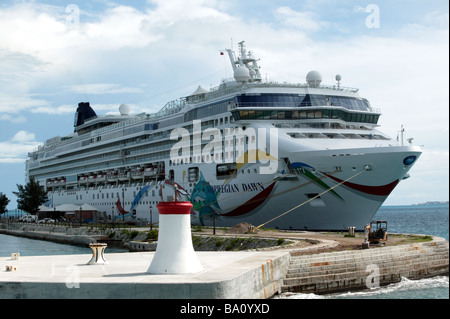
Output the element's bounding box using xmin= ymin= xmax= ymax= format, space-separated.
xmin=1 ymin=250 xmax=290 ymax=299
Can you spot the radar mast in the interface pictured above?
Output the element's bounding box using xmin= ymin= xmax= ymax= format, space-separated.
xmin=225 ymin=41 xmax=262 ymax=84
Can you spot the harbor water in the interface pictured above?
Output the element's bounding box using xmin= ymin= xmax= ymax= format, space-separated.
xmin=1 ymin=204 xmax=448 ymax=299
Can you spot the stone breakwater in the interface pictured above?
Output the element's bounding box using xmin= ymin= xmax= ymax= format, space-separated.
xmin=281 ymin=236 xmax=449 ymax=294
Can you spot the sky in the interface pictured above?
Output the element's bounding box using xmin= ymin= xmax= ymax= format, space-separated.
xmin=0 ymin=0 xmax=448 ymax=209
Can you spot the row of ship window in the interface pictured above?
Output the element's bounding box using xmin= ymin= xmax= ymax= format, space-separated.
xmin=181 ymin=94 xmax=371 ymax=124
xmin=233 ymin=109 xmax=380 ymax=124
xmin=236 ymin=93 xmax=371 ymax=111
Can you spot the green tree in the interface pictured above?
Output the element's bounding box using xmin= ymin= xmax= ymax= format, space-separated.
xmin=0 ymin=193 xmax=10 ymax=216
xmin=13 ymin=177 xmax=48 ymax=215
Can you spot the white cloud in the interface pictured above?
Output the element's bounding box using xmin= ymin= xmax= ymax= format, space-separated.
xmin=419 ymin=10 xmax=449 ymax=29
xmin=0 ymin=91 xmax=50 ymax=114
xmin=82 ymin=5 xmax=162 ymax=50
xmin=11 ymin=131 xmax=36 ymax=143
xmin=66 ymin=83 xmax=144 ymax=95
xmin=145 ymin=0 xmax=231 ymax=25
xmin=0 ymin=131 xmax=42 ymax=164
xmin=0 ymin=49 xmax=51 ymax=116
xmin=30 ymin=104 xmax=74 ymax=114
xmin=274 ymin=6 xmax=324 ymax=31
xmin=0 ymin=114 xmax=27 ymax=123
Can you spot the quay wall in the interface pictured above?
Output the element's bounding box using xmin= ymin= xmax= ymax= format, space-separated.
xmin=0 ymin=224 xmax=298 ymax=252
xmin=282 ymin=236 xmax=449 ymax=295
xmin=0 ymin=223 xmax=103 ymax=246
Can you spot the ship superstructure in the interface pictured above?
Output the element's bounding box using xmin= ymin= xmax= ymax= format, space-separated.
xmin=26 ymin=41 xmax=421 ymax=230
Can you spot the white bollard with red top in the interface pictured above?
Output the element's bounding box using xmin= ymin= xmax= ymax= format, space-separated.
xmin=147 ymin=200 xmax=203 ymax=274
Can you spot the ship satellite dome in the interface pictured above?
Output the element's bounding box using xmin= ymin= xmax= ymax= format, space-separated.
xmin=335 ymin=74 xmax=342 ymax=81
xmin=306 ymin=70 xmax=322 ymax=88
xmin=119 ymin=104 xmax=130 ymax=115
xmin=234 ymin=65 xmax=250 ymax=83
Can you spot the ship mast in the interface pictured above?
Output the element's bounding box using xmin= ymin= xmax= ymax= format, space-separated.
xmin=225 ymin=41 xmax=262 ymax=84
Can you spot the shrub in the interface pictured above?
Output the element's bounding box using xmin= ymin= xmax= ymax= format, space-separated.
xmin=146 ymin=229 xmax=159 ymax=241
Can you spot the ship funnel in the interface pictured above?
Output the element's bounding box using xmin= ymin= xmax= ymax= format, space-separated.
xmin=147 ymin=201 xmax=202 ymax=274
xmin=74 ymin=102 xmax=97 ymax=128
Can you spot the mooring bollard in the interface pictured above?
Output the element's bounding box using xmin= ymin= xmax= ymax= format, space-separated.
xmin=147 ymin=201 xmax=202 ymax=274
xmin=87 ymin=243 xmax=108 ymax=265
xmin=348 ymin=226 xmax=356 ymax=237
xmin=362 ymin=224 xmax=370 ymax=249
xmin=11 ymin=253 xmax=20 ymax=260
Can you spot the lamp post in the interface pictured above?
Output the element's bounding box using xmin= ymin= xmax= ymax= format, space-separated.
xmin=122 ymin=188 xmax=125 ymax=222
xmin=149 ymin=205 xmax=153 ymax=231
xmin=111 ymin=206 xmax=115 ymax=229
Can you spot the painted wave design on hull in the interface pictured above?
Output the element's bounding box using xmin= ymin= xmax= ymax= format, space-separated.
xmin=220 ymin=181 xmax=276 ymax=217
xmin=291 ymin=162 xmax=344 ymax=201
xmin=321 ymin=172 xmax=399 ymax=196
xmin=292 ymin=162 xmax=399 ymax=197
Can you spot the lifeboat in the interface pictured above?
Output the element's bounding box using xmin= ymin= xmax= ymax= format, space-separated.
xmin=79 ymin=176 xmax=87 ymax=184
xmin=131 ymin=168 xmax=144 ymax=180
xmin=144 ymin=167 xmax=156 ymax=177
xmin=118 ymin=171 xmax=130 ymax=181
xmin=106 ymin=171 xmax=118 ymax=182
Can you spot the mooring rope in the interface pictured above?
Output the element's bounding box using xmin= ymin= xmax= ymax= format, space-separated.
xmin=251 ymin=168 xmax=367 ymax=232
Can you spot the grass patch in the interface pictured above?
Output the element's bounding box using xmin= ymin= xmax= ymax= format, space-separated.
xmin=191 ymin=235 xmax=293 ymax=251
xmin=394 ymin=234 xmax=433 ymax=245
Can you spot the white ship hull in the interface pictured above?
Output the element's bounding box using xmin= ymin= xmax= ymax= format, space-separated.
xmin=47 ymin=143 xmax=420 ymax=230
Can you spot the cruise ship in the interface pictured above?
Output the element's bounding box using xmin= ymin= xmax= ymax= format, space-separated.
xmin=26 ymin=41 xmax=421 ymax=230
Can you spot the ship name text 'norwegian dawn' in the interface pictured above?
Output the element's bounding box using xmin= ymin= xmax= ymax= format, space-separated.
xmin=26 ymin=41 xmax=421 ymax=230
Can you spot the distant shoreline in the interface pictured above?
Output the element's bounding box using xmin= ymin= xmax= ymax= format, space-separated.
xmin=381 ymin=202 xmax=449 ymax=208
